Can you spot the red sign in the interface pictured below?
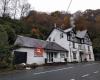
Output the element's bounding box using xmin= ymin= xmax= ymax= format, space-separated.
xmin=34 ymin=47 xmax=44 ymax=57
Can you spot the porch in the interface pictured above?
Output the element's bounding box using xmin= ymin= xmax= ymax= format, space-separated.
xmin=45 ymin=50 xmax=68 ymax=64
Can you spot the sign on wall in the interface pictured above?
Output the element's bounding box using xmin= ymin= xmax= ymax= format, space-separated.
xmin=34 ymin=47 xmax=44 ymax=57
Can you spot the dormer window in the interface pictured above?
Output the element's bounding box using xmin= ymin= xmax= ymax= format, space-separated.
xmin=60 ymin=33 xmax=64 ymax=39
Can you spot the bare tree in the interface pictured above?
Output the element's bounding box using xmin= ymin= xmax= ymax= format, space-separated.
xmin=20 ymin=3 xmax=31 ymax=18
xmin=0 ymin=0 xmax=11 ymax=18
xmin=0 ymin=0 xmax=31 ymax=19
xmin=18 ymin=0 xmax=30 ymax=19
xmin=11 ymin=0 xmax=20 ymax=19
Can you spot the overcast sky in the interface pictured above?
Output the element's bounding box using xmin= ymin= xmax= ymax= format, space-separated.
xmin=28 ymin=0 xmax=100 ymax=13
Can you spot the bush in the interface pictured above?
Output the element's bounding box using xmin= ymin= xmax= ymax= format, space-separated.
xmin=0 ymin=62 xmax=8 ymax=69
xmin=26 ymin=63 xmax=38 ymax=69
xmin=14 ymin=63 xmax=26 ymax=70
xmin=13 ymin=63 xmax=38 ymax=70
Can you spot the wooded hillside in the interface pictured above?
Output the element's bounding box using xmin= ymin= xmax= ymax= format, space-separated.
xmin=0 ymin=8 xmax=100 ymax=68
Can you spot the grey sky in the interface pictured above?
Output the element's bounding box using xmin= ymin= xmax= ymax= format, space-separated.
xmin=28 ymin=0 xmax=100 ymax=13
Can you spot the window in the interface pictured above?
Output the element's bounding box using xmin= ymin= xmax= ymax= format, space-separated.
xmin=60 ymin=53 xmax=65 ymax=58
xmin=89 ymin=54 xmax=91 ymax=59
xmin=49 ymin=37 xmax=51 ymax=41
xmin=67 ymin=32 xmax=71 ymax=40
xmin=79 ymin=45 xmax=81 ymax=50
xmin=54 ymin=53 xmax=57 ymax=58
xmin=34 ymin=48 xmax=44 ymax=57
xmin=81 ymin=39 xmax=82 ymax=43
xmin=79 ymin=45 xmax=82 ymax=50
xmin=79 ymin=39 xmax=81 ymax=43
xmin=53 ymin=38 xmax=55 ymax=41
xmin=73 ymin=42 xmax=75 ymax=48
xmin=60 ymin=33 xmax=64 ymax=39
xmin=77 ymin=38 xmax=81 ymax=43
xmin=81 ymin=39 xmax=84 ymax=44
xmin=88 ymin=46 xmax=90 ymax=51
xmin=66 ymin=52 xmax=68 ymax=57
xmin=73 ymin=51 xmax=77 ymax=59
xmin=67 ymin=35 xmax=70 ymax=40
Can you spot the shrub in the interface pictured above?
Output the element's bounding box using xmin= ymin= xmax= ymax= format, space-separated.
xmin=14 ymin=63 xmax=26 ymax=70
xmin=27 ymin=63 xmax=38 ymax=69
xmin=0 ymin=62 xmax=8 ymax=69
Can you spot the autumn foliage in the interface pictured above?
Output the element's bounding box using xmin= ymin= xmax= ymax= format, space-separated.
xmin=75 ymin=16 xmax=89 ymax=31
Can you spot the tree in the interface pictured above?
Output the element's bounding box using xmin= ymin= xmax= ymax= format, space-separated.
xmin=51 ymin=11 xmax=61 ymax=18
xmin=0 ymin=25 xmax=10 ymax=65
xmin=0 ymin=0 xmax=11 ymax=18
xmin=0 ymin=25 xmax=8 ymax=45
xmin=4 ymin=25 xmax=16 ymax=44
xmin=0 ymin=0 xmax=31 ymax=19
xmin=11 ymin=0 xmax=20 ymax=19
xmin=19 ymin=0 xmax=31 ymax=19
xmin=62 ymin=16 xmax=70 ymax=29
xmin=74 ymin=16 xmax=89 ymax=31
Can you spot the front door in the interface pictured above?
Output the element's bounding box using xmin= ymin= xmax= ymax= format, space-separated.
xmin=80 ymin=52 xmax=86 ymax=62
xmin=47 ymin=52 xmax=53 ymax=63
xmin=80 ymin=53 xmax=83 ymax=62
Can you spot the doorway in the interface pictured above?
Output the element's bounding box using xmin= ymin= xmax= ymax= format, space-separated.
xmin=13 ymin=51 xmax=27 ymax=64
xmin=79 ymin=52 xmax=84 ymax=62
xmin=47 ymin=52 xmax=53 ymax=63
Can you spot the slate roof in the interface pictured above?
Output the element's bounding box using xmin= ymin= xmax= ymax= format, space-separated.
xmin=64 ymin=27 xmax=87 ymax=39
xmin=64 ymin=28 xmax=73 ymax=33
xmin=14 ymin=35 xmax=67 ymax=52
xmin=76 ymin=30 xmax=87 ymax=38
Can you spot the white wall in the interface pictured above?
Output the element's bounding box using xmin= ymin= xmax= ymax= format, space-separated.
xmin=13 ymin=47 xmax=68 ymax=65
xmin=13 ymin=48 xmax=46 ymax=65
xmin=46 ymin=29 xmax=72 ymax=62
xmin=47 ymin=29 xmax=70 ymax=49
xmin=84 ymin=44 xmax=95 ymax=61
xmin=46 ymin=28 xmax=95 ymax=62
xmin=47 ymin=29 xmax=83 ymax=62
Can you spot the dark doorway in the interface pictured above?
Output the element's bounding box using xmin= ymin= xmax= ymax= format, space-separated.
xmin=80 ymin=52 xmax=84 ymax=62
xmin=47 ymin=52 xmax=53 ymax=63
xmin=13 ymin=51 xmax=27 ymax=64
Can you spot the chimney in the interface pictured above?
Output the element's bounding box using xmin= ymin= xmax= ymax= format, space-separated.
xmin=70 ymin=11 xmax=82 ymax=28
xmin=70 ymin=15 xmax=75 ymax=28
xmin=54 ymin=23 xmax=57 ymax=28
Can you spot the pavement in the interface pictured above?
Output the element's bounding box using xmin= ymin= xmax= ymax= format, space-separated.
xmin=0 ymin=61 xmax=100 ymax=80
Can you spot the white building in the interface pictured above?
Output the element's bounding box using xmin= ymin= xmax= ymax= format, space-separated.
xmin=13 ymin=27 xmax=95 ymax=65
xmin=13 ymin=35 xmax=68 ymax=65
xmin=47 ymin=27 xmax=95 ymax=62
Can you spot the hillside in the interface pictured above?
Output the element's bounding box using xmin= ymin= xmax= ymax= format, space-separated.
xmin=0 ymin=9 xmax=100 ymax=68
xmin=21 ymin=10 xmax=100 ymax=52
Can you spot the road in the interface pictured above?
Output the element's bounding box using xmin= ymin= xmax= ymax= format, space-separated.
xmin=0 ymin=62 xmax=100 ymax=80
